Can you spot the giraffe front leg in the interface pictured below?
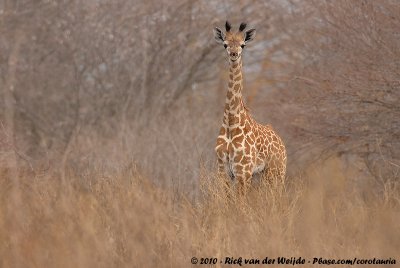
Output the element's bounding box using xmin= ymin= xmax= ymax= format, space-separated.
xmin=217 ymin=158 xmax=225 ymax=177
xmin=237 ymin=173 xmax=252 ymax=197
xmin=233 ymin=164 xmax=253 ymax=197
xmin=217 ymin=158 xmax=232 ymax=197
xmin=215 ymin=136 xmax=231 ymax=192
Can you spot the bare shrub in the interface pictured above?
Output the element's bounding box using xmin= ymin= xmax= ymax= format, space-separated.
xmin=1 ymin=0 xmax=305 ymax=184
xmin=263 ymin=0 xmax=400 ymax=178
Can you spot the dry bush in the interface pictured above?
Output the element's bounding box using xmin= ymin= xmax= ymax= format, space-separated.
xmin=0 ymin=164 xmax=399 ymax=267
xmin=0 ymin=0 xmax=307 ymax=184
xmin=1 ymin=0 xmax=399 ymax=184
xmin=262 ymin=0 xmax=400 ymax=177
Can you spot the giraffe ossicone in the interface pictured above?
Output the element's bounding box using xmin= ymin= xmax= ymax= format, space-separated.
xmin=213 ymin=21 xmax=287 ymax=195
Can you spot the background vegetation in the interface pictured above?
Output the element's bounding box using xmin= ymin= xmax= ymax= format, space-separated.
xmin=1 ymin=0 xmax=399 ymax=267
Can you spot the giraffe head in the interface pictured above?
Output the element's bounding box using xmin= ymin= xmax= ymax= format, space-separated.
xmin=213 ymin=21 xmax=256 ymax=62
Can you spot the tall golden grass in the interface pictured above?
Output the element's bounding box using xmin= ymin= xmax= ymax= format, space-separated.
xmin=0 ymin=160 xmax=399 ymax=268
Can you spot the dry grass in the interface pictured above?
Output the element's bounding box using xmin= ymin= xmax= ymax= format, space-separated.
xmin=0 ymin=163 xmax=399 ymax=268
xmin=1 ymin=1 xmax=399 ymax=267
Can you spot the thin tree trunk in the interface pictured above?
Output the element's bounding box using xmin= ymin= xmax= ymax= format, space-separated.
xmin=4 ymin=30 xmax=24 ymax=172
xmin=3 ymin=25 xmax=25 ymax=267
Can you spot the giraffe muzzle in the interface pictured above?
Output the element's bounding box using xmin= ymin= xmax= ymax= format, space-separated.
xmin=229 ymin=52 xmax=240 ymax=62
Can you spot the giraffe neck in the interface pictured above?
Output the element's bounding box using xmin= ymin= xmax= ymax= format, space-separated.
xmin=224 ymin=58 xmax=245 ymax=127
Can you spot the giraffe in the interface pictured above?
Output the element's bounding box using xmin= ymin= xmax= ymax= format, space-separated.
xmin=213 ymin=21 xmax=287 ymax=195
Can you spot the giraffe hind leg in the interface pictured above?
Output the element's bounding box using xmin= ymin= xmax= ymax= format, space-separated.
xmin=262 ymin=166 xmax=285 ymax=188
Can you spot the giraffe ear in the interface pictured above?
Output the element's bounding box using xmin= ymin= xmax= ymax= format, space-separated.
xmin=213 ymin=27 xmax=225 ymax=44
xmin=244 ymin=29 xmax=256 ymax=44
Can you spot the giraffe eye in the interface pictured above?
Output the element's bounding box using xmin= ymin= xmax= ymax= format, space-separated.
xmin=224 ymin=44 xmax=228 ymax=48
xmin=241 ymin=44 xmax=245 ymax=48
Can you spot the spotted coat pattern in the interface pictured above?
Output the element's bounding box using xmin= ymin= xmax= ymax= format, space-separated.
xmin=215 ymin=57 xmax=287 ymax=194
